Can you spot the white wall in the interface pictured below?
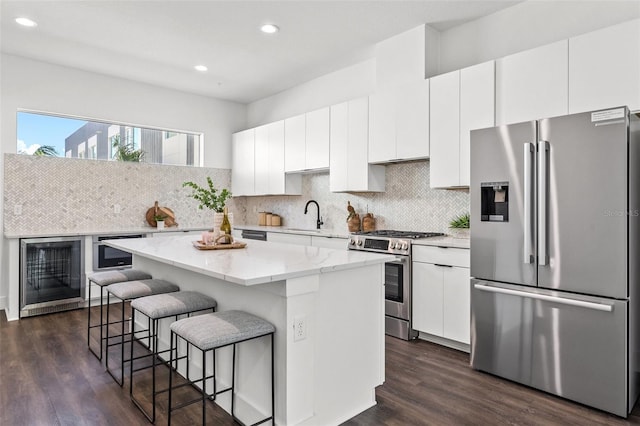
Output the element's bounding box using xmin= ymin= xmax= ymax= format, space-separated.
xmin=439 ymin=0 xmax=640 ymax=74
xmin=247 ymin=58 xmax=376 ymax=127
xmin=0 ymin=53 xmax=247 ymax=314
xmin=1 ymin=54 xmax=247 ymax=168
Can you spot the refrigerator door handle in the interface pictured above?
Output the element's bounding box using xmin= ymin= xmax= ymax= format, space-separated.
xmin=473 ymin=283 xmax=614 ymax=312
xmin=538 ymin=140 xmax=549 ymax=265
xmin=524 ymin=143 xmax=535 ymax=264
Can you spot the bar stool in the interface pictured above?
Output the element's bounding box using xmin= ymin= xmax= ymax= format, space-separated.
xmin=87 ymin=269 xmax=152 ymax=360
xmin=105 ymin=279 xmax=180 ymax=386
xmin=129 ymin=291 xmax=218 ymax=423
xmin=168 ymin=311 xmax=275 ymax=426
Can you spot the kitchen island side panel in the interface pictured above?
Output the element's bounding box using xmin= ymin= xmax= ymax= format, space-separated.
xmin=132 ymin=255 xmax=384 ymax=426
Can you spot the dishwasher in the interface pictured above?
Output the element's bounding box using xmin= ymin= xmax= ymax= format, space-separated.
xmin=241 ymin=229 xmax=267 ymax=241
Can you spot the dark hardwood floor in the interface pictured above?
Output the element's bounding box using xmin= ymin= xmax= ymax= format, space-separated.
xmin=2 ymin=307 xmax=640 ymax=425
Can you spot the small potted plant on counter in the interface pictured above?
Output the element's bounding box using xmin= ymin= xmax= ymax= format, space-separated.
xmin=448 ymin=212 xmax=470 ymax=239
xmin=153 ymin=214 xmax=167 ymax=230
xmin=183 ymin=177 xmax=232 ymax=236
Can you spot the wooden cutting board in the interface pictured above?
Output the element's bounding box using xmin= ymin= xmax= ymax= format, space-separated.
xmin=146 ymin=201 xmax=177 ymax=227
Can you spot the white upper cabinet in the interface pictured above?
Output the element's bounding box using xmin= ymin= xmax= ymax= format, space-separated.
xmin=430 ymin=61 xmax=495 ymax=188
xmin=305 ymin=107 xmax=330 ymax=170
xmin=330 ymin=97 xmax=385 ymax=192
xmin=284 ymin=108 xmax=330 ymax=173
xmin=369 ymin=79 xmax=430 ymax=163
xmin=231 ymin=128 xmax=255 ymax=196
xmin=496 ymin=40 xmax=568 ymax=125
xmin=284 ymin=113 xmax=306 ymax=172
xmin=235 ymin=122 xmax=300 ymax=196
xmin=569 ymin=19 xmax=640 ymax=114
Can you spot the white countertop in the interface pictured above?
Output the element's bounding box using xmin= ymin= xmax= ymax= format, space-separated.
xmin=105 ymin=234 xmax=392 ymax=286
xmin=412 ymin=235 xmax=470 ymax=249
xmin=235 ymin=224 xmax=469 ymax=248
xmin=4 ymin=226 xmax=209 ymax=239
xmin=234 ymin=224 xmax=349 ymax=239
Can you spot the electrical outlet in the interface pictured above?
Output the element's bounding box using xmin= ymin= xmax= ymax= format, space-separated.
xmin=113 ymin=204 xmax=121 ymax=214
xmin=14 ymin=204 xmax=22 ymax=215
xmin=293 ymin=315 xmax=307 ymax=342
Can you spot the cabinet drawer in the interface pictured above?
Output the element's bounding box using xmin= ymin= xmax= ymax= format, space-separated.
xmin=412 ymin=245 xmax=469 ymax=267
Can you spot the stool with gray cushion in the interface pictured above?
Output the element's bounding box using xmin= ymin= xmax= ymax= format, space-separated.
xmin=168 ymin=310 xmax=275 ymax=426
xmin=105 ymin=279 xmax=180 ymax=386
xmin=129 ymin=291 xmax=218 ymax=423
xmin=87 ymin=269 xmax=152 ymax=360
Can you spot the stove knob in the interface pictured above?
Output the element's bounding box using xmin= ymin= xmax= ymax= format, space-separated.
xmin=357 ymin=240 xmax=363 ymax=246
xmin=401 ymin=242 xmax=409 ymax=250
xmin=349 ymin=239 xmax=356 ymax=245
xmin=390 ymin=242 xmax=398 ymax=250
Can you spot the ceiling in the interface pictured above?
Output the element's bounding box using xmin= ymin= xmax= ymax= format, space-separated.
xmin=1 ymin=1 xmax=521 ymax=104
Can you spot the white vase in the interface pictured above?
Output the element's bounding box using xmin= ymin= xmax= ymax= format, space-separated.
xmin=449 ymin=227 xmax=470 ymax=239
xmin=156 ymin=220 xmax=165 ymax=230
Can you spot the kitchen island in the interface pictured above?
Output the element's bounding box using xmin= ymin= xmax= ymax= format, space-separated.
xmin=106 ymin=235 xmax=391 ymax=426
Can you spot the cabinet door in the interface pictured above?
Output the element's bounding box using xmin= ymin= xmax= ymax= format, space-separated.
xmin=347 ymin=97 xmax=370 ymax=190
xmin=429 ymin=70 xmax=460 ymax=188
xmin=267 ymin=232 xmax=312 ymax=246
xmin=496 ymin=40 xmax=568 ymax=125
xmin=569 ymin=19 xmax=640 ymax=114
xmin=368 ymin=88 xmax=396 ymax=163
xmin=267 ymin=121 xmax=285 ymax=194
xmin=305 ymin=107 xmax=330 ymax=170
xmin=284 ymin=114 xmax=306 ymax=172
xmin=443 ymin=266 xmax=471 ymax=344
xmin=311 ymin=236 xmax=348 ymax=250
xmin=231 ymin=129 xmax=255 ymax=196
xmin=412 ymin=262 xmax=444 ymax=336
xmin=329 ymin=101 xmax=349 ymax=192
xmin=396 ymin=79 xmax=429 ymax=160
xmin=460 ymin=61 xmax=495 ymax=187
xmin=253 ymin=125 xmax=269 ymax=195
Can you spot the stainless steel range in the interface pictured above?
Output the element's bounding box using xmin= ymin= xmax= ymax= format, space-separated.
xmin=348 ymin=230 xmax=444 ymax=340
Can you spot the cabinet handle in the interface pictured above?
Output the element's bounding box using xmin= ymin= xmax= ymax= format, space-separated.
xmin=434 ymin=264 xmax=453 ymax=268
xmin=437 ymin=246 xmax=449 ymax=249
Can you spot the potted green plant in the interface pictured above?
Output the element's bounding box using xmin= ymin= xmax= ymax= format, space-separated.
xmin=449 ymin=212 xmax=470 ymax=239
xmin=183 ymin=177 xmax=232 ymax=236
xmin=153 ymin=214 xmax=167 ymax=230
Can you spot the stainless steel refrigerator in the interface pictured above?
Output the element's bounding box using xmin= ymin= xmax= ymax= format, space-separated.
xmin=470 ymin=106 xmax=640 ymax=417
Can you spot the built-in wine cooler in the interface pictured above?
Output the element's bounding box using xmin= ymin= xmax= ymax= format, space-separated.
xmin=20 ymin=236 xmax=85 ymax=317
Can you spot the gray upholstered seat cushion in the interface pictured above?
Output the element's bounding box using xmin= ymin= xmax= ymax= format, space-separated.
xmin=106 ymin=279 xmax=179 ymax=300
xmin=170 ymin=310 xmax=275 ymax=350
xmin=131 ymin=291 xmax=217 ymax=319
xmin=88 ymin=269 xmax=152 ymax=286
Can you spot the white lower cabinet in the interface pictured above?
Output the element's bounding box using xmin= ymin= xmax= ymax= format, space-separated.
xmin=267 ymin=232 xmax=312 ymax=246
xmin=412 ymin=245 xmax=470 ymax=346
xmin=311 ymin=236 xmax=347 ymax=249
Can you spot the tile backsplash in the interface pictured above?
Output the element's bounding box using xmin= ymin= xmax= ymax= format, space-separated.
xmin=3 ymin=154 xmax=235 ymax=236
xmin=4 ymin=155 xmax=468 ymax=237
xmin=238 ymin=161 xmax=470 ymax=234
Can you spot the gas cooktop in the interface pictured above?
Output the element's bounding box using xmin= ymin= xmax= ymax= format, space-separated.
xmin=352 ymin=230 xmax=445 ymax=239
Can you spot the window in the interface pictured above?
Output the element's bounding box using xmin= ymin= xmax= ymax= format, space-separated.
xmin=17 ymin=111 xmax=203 ymax=166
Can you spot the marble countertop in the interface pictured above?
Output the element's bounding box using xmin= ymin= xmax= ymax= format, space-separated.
xmin=234 ymin=224 xmax=349 ymax=238
xmin=105 ymin=234 xmax=392 ymax=286
xmin=4 ymin=226 xmax=209 ymax=239
xmin=412 ymin=236 xmax=470 ymax=249
xmin=234 ymin=224 xmax=469 ymax=248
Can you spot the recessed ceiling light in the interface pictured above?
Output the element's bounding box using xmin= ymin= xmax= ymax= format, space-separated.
xmin=194 ymin=65 xmax=208 ymax=72
xmin=260 ymin=24 xmax=279 ymax=34
xmin=15 ymin=17 xmax=37 ymax=27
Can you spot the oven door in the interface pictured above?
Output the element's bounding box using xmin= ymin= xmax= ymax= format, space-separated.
xmin=384 ymin=256 xmax=411 ymax=321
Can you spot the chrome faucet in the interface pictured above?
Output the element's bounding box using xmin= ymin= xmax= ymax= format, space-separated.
xmin=304 ymin=200 xmax=323 ymax=229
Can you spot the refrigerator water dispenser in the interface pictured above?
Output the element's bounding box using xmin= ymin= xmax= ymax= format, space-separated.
xmin=481 ymin=182 xmax=509 ymax=222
